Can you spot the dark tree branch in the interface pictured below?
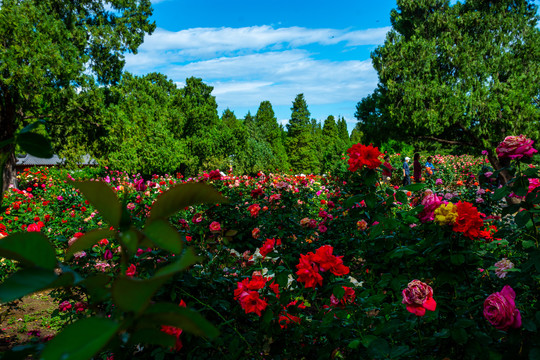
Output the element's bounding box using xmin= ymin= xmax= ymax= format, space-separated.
xmin=419 ymin=136 xmax=476 ymax=148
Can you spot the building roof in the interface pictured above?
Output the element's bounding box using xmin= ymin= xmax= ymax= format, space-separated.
xmin=15 ymin=154 xmax=98 ymax=166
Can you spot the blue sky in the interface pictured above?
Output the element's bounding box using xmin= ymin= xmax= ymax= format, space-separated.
xmin=123 ymin=0 xmax=398 ymax=132
xmin=122 ymin=0 xmax=538 ymax=132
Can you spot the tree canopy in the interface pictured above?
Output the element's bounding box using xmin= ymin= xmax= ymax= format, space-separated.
xmin=356 ymin=0 xmax=540 ymax=172
xmin=0 ymin=0 xmax=155 ymax=191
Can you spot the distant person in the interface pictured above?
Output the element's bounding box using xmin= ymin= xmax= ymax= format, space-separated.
xmin=382 ymin=155 xmax=394 ymax=183
xmin=413 ymin=153 xmax=422 ymax=183
xmin=425 ymin=156 xmax=435 ymax=177
xmin=403 ymin=156 xmax=411 ymax=186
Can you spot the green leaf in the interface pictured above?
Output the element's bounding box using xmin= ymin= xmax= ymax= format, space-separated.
xmin=526 ymin=189 xmax=540 ymax=204
xmin=333 ymin=286 xmax=345 ymax=299
xmin=513 ymin=176 xmax=529 ymax=197
xmin=345 ymin=194 xmax=364 ymax=209
xmin=148 ymin=183 xmax=228 ymax=221
xmin=112 ymin=276 xmax=168 ymax=313
xmin=348 ymin=339 xmax=361 ymax=349
xmin=41 ymin=317 xmax=120 ymax=360
xmin=492 ymin=186 xmax=511 ymax=201
xmin=19 ymin=119 xmax=47 ymax=134
xmin=142 ymin=302 xmax=219 ymax=338
xmin=155 ymin=247 xmax=200 ymax=278
xmin=71 ymin=181 xmax=122 ymax=228
xmin=16 ymin=132 xmax=53 ymax=158
xmin=367 ymin=337 xmax=390 ymax=358
xmin=144 ymin=219 xmax=183 ymax=254
xmin=66 ymin=229 xmax=116 ymax=260
xmin=83 ymin=274 xmax=112 ymax=303
xmin=119 ymin=229 xmax=139 ymax=255
xmin=515 ymin=211 xmax=530 ymax=228
xmin=523 ymin=240 xmax=535 ymax=249
xmin=401 ymin=183 xmax=427 ymax=192
xmin=261 ymin=308 xmax=274 ymax=325
xmin=0 ymin=232 xmax=56 ymax=269
xmin=451 ymin=328 xmax=468 ymax=345
xmin=450 ymin=254 xmax=465 ymax=265
xmin=0 ymin=268 xmax=74 ymax=303
xmin=390 ymin=346 xmax=410 ymax=358
xmin=388 ymin=246 xmax=417 ymax=259
xmin=395 ymin=191 xmax=408 ymax=204
xmin=530 ymin=348 xmax=540 ymax=360
xmin=434 ymin=328 xmax=451 ymax=338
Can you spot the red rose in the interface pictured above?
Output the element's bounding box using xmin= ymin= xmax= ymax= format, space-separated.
xmin=346 ymin=143 xmax=382 ymax=171
xmin=453 ymin=201 xmax=484 ymax=239
xmin=402 ymin=280 xmax=437 ymax=316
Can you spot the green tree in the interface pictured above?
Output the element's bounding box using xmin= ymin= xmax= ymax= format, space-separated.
xmin=336 ymin=116 xmax=350 ymax=144
xmin=96 ymin=73 xmax=194 ymax=176
xmin=286 ymin=94 xmax=320 ymax=173
xmin=0 ymin=0 xmax=155 ymax=192
xmin=255 ymin=100 xmax=289 ymax=171
xmin=221 ymin=108 xmax=238 ymax=128
xmin=177 ymin=77 xmax=223 ymax=174
xmin=362 ymin=0 xmax=540 ymax=181
xmin=350 ymin=124 xmax=363 ymax=144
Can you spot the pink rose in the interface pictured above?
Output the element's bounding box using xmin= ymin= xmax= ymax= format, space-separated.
xmin=483 ymin=285 xmax=521 ymax=331
xmin=496 ymin=135 xmax=538 ymax=159
xmin=126 ymin=264 xmax=137 ymax=277
xmin=418 ymin=192 xmax=443 ymax=223
xmin=209 ymin=221 xmax=221 ymax=232
xmin=59 ymin=301 xmax=72 ymax=312
xmin=402 ymin=280 xmax=437 ymax=316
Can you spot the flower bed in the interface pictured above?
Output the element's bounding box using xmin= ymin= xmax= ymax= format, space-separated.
xmin=0 ymin=145 xmax=539 ymax=359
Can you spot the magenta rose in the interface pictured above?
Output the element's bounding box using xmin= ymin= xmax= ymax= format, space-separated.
xmin=496 ymin=135 xmax=538 ymax=159
xmin=483 ymin=285 xmax=521 ymax=331
xmin=209 ymin=221 xmax=221 ymax=232
xmin=402 ymin=280 xmax=437 ymax=316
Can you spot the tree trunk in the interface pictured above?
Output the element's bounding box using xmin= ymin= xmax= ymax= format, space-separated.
xmin=1 ymin=93 xmax=18 ymax=195
xmin=486 ymin=150 xmax=512 ymax=185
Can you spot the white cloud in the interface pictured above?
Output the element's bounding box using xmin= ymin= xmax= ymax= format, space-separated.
xmin=135 ymin=25 xmax=390 ymax=57
xmin=124 ymin=25 xmax=390 ymax=120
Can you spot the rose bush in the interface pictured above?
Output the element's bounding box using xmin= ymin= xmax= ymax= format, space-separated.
xmin=0 ymin=140 xmax=539 ymax=359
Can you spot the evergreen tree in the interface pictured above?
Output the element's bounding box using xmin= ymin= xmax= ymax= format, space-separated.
xmin=177 ymin=77 xmax=222 ymax=174
xmin=255 ymin=101 xmax=289 ymax=171
xmin=243 ymin=111 xmax=257 ymax=139
xmin=322 ymin=115 xmax=339 ymax=140
xmin=286 ymin=94 xmax=320 ymax=173
xmin=337 ymin=116 xmax=350 ymax=143
xmin=221 ymin=108 xmax=238 ymax=128
xmin=350 ymin=124 xmax=364 ymax=144
xmin=321 ymin=115 xmax=346 ymax=172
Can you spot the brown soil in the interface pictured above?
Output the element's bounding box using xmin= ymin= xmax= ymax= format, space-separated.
xmin=0 ymin=292 xmax=58 ymax=351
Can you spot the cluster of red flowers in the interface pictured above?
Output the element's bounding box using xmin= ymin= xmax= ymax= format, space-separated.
xmin=234 ymin=273 xmax=278 ymax=316
xmin=258 ymin=238 xmax=282 ymax=258
xmin=247 ymin=203 xmax=261 ymax=217
xmin=346 ymin=143 xmax=382 ymax=172
xmin=296 ymin=245 xmax=349 ymax=288
xmin=453 ymin=201 xmax=484 ymax=239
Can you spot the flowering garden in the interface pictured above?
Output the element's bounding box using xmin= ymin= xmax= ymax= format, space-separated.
xmin=0 ymin=136 xmax=539 ymax=359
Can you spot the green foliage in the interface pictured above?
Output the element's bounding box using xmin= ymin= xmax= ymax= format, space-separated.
xmin=0 ymin=181 xmax=226 ymax=358
xmin=286 ymin=94 xmax=321 ymax=173
xmin=357 ymin=0 xmax=540 ymax=165
xmin=0 ymin=0 xmax=155 ymax=188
